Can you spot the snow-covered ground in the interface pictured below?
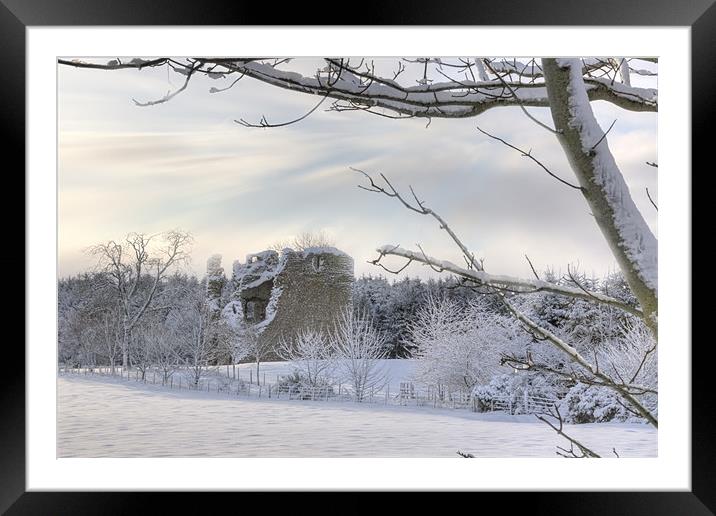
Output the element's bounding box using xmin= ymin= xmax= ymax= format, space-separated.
xmin=76 ymin=359 xmax=420 ymax=394
xmin=230 ymin=359 xmax=419 ymax=393
xmin=58 ymin=375 xmax=656 ymax=458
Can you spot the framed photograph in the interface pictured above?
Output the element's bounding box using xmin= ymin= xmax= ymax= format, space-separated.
xmin=5 ymin=0 xmax=709 ymax=513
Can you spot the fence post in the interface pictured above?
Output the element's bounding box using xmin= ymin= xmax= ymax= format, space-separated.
xmin=524 ymin=389 xmax=529 ymax=413
xmin=250 ymin=370 xmax=253 ymax=385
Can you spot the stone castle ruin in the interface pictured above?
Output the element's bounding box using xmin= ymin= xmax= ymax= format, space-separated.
xmin=207 ymin=247 xmax=354 ymax=358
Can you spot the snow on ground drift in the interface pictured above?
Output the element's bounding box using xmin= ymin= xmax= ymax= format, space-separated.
xmin=58 ymin=376 xmax=656 ymax=458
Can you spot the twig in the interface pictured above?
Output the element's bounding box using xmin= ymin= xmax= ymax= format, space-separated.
xmin=476 ymin=126 xmax=582 ymax=190
xmin=236 ymin=93 xmax=330 ymax=128
xmin=646 ymin=187 xmax=658 ymax=211
xmin=482 ymin=59 xmax=559 ymax=134
xmin=525 ymin=254 xmax=541 ymax=281
xmin=535 ymin=406 xmax=601 ymax=458
xmin=589 ymin=119 xmax=618 ymax=153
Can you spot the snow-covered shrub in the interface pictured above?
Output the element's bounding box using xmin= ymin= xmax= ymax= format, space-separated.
xmin=598 ymin=321 xmax=657 ymax=419
xmin=559 ymin=320 xmax=658 ymax=424
xmin=277 ymin=370 xmax=306 ymax=388
xmin=559 ymin=321 xmax=657 ymax=424
xmin=559 ymin=383 xmax=630 ymax=423
xmin=471 ymin=372 xmax=563 ymax=414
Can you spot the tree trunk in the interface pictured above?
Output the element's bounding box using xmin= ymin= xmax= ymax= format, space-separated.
xmin=122 ymin=327 xmax=130 ymax=370
xmin=542 ymin=58 xmax=658 ymax=336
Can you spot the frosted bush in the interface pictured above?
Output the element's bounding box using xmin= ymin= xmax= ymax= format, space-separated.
xmin=559 ymin=383 xmax=630 ymax=423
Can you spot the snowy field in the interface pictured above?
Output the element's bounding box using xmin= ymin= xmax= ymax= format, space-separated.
xmin=58 ymin=375 xmax=656 ymax=458
xmin=231 ymin=359 xmax=418 ymax=393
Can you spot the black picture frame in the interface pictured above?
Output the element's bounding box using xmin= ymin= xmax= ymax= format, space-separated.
xmin=3 ymin=0 xmax=708 ymax=513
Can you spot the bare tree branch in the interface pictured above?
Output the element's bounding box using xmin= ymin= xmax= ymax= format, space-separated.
xmin=646 ymin=187 xmax=658 ymax=211
xmin=536 ymin=406 xmax=601 ymax=458
xmin=476 ymin=125 xmax=582 ymax=190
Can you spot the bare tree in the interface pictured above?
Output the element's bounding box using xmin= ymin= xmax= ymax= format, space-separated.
xmin=278 ymin=328 xmax=335 ymax=387
xmin=330 ymin=308 xmax=389 ymax=402
xmin=146 ymin=318 xmax=182 ymax=385
xmin=169 ymin=283 xmax=222 ymax=388
xmin=269 ymin=230 xmax=336 ymax=253
xmin=87 ymin=230 xmax=193 ymax=370
xmin=247 ymin=324 xmax=273 ymax=386
xmin=216 ymin=319 xmax=250 ymax=380
xmin=100 ymin=306 xmax=122 ymax=375
xmin=129 ymin=324 xmax=153 ymax=380
xmin=71 ymin=310 xmax=100 ymax=370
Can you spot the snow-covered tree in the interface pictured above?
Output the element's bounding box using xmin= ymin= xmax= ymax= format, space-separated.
xmin=98 ymin=305 xmax=123 ymax=375
xmin=330 ymin=308 xmax=389 ymax=402
xmin=147 ymin=319 xmax=182 ymax=385
xmin=231 ymin=320 xmax=266 ymax=385
xmin=86 ymin=230 xmax=193 ymax=370
xmin=278 ymin=328 xmax=335 ymax=387
xmin=168 ymin=281 xmax=223 ymax=388
xmin=410 ymin=294 xmax=516 ymax=393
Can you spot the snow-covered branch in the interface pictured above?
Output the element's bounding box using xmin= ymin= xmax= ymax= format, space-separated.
xmin=58 ymin=57 xmax=658 ymax=118
xmin=373 ymin=245 xmax=642 ymax=318
xmin=542 ymin=59 xmax=658 ymax=335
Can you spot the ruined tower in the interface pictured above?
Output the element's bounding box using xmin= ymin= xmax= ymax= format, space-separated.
xmin=217 ymin=247 xmax=354 ymax=358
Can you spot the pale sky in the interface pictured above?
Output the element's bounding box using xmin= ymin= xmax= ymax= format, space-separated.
xmin=58 ymin=58 xmax=657 ymax=282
